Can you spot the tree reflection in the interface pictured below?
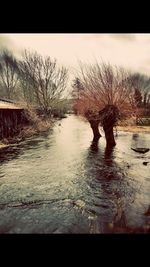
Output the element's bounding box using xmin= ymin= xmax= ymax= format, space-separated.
xmin=131 ymin=133 xmax=147 ymax=149
xmin=89 ymin=140 xmax=115 ymax=166
xmin=90 ymin=140 xmax=99 ymax=153
xmin=132 ymin=133 xmax=139 ymax=141
xmin=86 ymin=140 xmax=137 ymax=233
xmin=104 ymin=145 xmax=115 ymax=167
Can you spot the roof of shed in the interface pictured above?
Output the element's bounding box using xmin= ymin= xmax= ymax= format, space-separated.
xmin=0 ymin=101 xmax=22 ymax=109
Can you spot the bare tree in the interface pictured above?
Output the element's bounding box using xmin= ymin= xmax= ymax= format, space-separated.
xmin=0 ymin=50 xmax=19 ymax=99
xmin=16 ymin=50 xmax=68 ymax=114
xmin=73 ymin=62 xmax=137 ymax=147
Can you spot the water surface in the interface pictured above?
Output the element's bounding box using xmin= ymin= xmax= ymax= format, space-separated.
xmin=0 ymin=115 xmax=150 ymax=233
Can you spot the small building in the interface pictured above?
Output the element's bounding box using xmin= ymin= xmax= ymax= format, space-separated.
xmin=0 ymin=98 xmax=27 ymax=139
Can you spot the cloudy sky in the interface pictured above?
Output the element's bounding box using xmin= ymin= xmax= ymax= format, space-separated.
xmin=1 ymin=33 xmax=150 ymax=77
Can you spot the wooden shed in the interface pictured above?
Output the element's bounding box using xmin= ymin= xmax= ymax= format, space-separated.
xmin=0 ymin=98 xmax=27 ymax=139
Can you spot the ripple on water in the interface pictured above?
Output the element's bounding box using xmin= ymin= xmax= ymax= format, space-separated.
xmin=0 ymin=115 xmax=150 ymax=233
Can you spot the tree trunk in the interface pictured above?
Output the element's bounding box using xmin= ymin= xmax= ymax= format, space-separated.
xmin=99 ymin=105 xmax=119 ymax=148
xmin=103 ymin=125 xmax=116 ymax=148
xmin=89 ymin=120 xmax=101 ymax=141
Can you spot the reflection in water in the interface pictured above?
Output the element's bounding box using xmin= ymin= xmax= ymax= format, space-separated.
xmin=0 ymin=131 xmax=50 ymax=163
xmin=84 ymin=137 xmax=138 ymax=232
xmin=90 ymin=140 xmax=99 ymax=153
xmin=0 ymin=145 xmax=24 ymax=163
xmin=131 ymin=133 xmax=148 ymax=149
xmin=90 ymin=140 xmax=115 ymax=165
xmin=131 ymin=133 xmax=139 ymax=149
xmin=104 ymin=146 xmax=115 ymax=166
xmin=0 ymin=115 xmax=150 ymax=233
xmin=132 ymin=133 xmax=139 ymax=141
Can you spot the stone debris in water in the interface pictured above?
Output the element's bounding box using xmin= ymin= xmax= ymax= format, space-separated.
xmin=131 ymin=148 xmax=150 ymax=154
xmin=143 ymin=162 xmax=149 ymax=165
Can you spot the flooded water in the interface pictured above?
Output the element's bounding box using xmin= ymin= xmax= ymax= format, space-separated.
xmin=0 ymin=115 xmax=150 ymax=233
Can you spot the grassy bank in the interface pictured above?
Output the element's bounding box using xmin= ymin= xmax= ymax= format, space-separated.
xmin=0 ymin=107 xmax=55 ymax=148
xmin=117 ymin=125 xmax=150 ymax=133
xmin=0 ymin=121 xmax=53 ymax=148
xmin=116 ymin=117 xmax=150 ymax=133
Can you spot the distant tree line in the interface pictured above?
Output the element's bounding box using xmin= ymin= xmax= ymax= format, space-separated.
xmin=130 ymin=73 xmax=150 ymax=116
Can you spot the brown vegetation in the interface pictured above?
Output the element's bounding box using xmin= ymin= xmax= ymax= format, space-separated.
xmin=0 ymin=49 xmax=69 ymax=144
xmin=1 ymin=104 xmax=53 ymax=146
xmin=73 ymin=62 xmax=143 ymax=147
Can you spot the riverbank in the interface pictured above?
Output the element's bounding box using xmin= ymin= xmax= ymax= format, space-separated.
xmin=1 ymin=123 xmax=150 ymax=149
xmin=117 ymin=125 xmax=150 ymax=133
xmin=0 ymin=118 xmax=54 ymax=149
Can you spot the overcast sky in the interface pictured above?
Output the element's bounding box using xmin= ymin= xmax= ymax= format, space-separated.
xmin=1 ymin=33 xmax=150 ymax=78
